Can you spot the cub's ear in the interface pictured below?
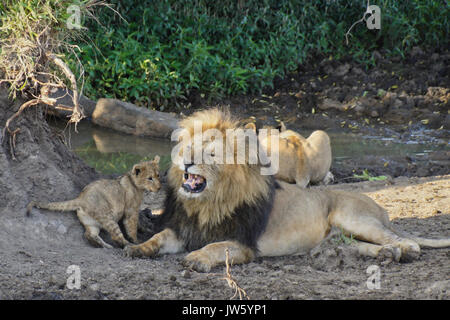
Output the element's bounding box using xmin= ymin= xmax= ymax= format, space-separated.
xmin=132 ymin=164 xmax=142 ymax=176
xmin=244 ymin=122 xmax=256 ymax=132
xmin=153 ymin=155 xmax=160 ymax=164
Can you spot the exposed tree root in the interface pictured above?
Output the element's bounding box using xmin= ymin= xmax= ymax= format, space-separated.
xmin=1 ymin=50 xmax=85 ymax=159
xmin=45 ymin=52 xmax=85 ymax=126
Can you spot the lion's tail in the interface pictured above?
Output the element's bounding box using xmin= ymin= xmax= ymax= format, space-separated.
xmin=392 ymin=227 xmax=450 ymax=248
xmin=26 ymin=199 xmax=80 ymax=216
xmin=410 ymin=236 xmax=450 ymax=248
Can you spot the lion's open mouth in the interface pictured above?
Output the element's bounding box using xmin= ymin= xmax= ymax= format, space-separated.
xmin=182 ymin=173 xmax=207 ymax=193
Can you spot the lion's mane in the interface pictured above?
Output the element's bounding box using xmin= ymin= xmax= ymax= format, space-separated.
xmin=155 ymin=108 xmax=277 ymax=252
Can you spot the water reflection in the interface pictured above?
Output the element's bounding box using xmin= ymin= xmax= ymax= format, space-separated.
xmin=48 ymin=118 xmax=448 ymax=175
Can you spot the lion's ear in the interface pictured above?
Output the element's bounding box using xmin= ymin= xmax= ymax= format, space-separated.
xmin=244 ymin=122 xmax=256 ymax=132
xmin=153 ymin=155 xmax=160 ymax=164
xmin=132 ymin=164 xmax=142 ymax=176
xmin=275 ymin=121 xmax=286 ymax=132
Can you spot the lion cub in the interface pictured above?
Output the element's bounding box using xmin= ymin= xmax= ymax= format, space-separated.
xmin=27 ymin=156 xmax=161 ymax=248
xmin=248 ymin=122 xmax=333 ymax=187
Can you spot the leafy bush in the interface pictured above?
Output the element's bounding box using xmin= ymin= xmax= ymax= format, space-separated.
xmin=73 ymin=0 xmax=449 ymax=109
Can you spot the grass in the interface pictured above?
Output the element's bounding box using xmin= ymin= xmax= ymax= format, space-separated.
xmin=333 ymin=229 xmax=356 ymax=245
xmin=353 ymin=169 xmax=388 ymax=182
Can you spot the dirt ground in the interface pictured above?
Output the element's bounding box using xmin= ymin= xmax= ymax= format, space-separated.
xmin=1 ymin=174 xmax=448 ymax=300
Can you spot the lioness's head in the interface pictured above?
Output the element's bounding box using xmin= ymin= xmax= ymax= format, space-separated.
xmin=130 ymin=156 xmax=161 ymax=192
xmin=168 ymin=109 xmax=273 ymax=224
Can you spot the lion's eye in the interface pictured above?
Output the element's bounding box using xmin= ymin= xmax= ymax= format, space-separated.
xmin=148 ymin=177 xmax=153 ymax=181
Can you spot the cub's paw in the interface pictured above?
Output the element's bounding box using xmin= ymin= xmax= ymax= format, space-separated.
xmin=182 ymin=251 xmax=213 ymax=273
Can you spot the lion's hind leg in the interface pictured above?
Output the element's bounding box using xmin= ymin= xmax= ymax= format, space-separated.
xmin=329 ymin=210 xmax=420 ymax=262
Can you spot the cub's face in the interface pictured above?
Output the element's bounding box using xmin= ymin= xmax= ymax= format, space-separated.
xmin=131 ymin=156 xmax=161 ymax=192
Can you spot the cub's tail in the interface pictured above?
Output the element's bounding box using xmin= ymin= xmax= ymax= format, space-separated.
xmin=26 ymin=199 xmax=80 ymax=216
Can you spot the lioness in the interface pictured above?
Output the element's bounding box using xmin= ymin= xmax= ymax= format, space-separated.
xmin=27 ymin=156 xmax=161 ymax=248
xmin=125 ymin=109 xmax=450 ymax=272
xmin=249 ymin=121 xmax=333 ymax=187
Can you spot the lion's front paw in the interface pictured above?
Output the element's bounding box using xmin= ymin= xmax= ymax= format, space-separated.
xmin=125 ymin=238 xmax=161 ymax=258
xmin=124 ymin=244 xmax=144 ymax=258
xmin=183 ymin=251 xmax=213 ymax=273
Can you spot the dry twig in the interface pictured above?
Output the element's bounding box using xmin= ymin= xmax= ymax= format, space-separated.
xmin=221 ymin=248 xmax=250 ymax=300
xmin=345 ymin=0 xmax=371 ymax=46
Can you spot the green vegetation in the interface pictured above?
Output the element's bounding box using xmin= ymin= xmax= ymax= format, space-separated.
xmin=353 ymin=169 xmax=388 ymax=181
xmin=1 ymin=1 xmax=448 ymax=111
xmin=333 ymin=228 xmax=356 ymax=245
xmin=73 ymin=0 xmax=449 ymax=109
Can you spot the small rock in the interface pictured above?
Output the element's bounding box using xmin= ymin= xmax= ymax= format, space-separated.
xmin=335 ymin=63 xmax=351 ymax=77
xmin=392 ymin=98 xmax=404 ymax=109
xmin=410 ymin=46 xmax=424 ymax=57
xmin=318 ymin=98 xmax=345 ymax=111
xmin=282 ymin=264 xmax=296 ymax=272
xmin=414 ymin=95 xmax=426 ymax=108
xmin=352 ymin=67 xmax=365 ymax=76
xmin=57 ymin=224 xmax=67 ymax=234
xmin=354 ymin=101 xmax=365 ymax=114
xmin=430 ymin=53 xmax=439 ymax=62
xmin=427 ymin=114 xmax=444 ymax=129
xmin=181 ymin=270 xmax=191 ymax=279
xmin=416 ymin=167 xmax=429 ymax=177
xmin=429 ymin=151 xmax=450 ymax=161
xmin=89 ymin=283 xmax=100 ymax=291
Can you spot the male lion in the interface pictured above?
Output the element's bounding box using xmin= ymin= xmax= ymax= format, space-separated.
xmin=125 ymin=109 xmax=450 ymax=272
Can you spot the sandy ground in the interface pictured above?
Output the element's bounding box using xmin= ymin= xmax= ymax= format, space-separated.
xmin=1 ymin=175 xmax=448 ymax=300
